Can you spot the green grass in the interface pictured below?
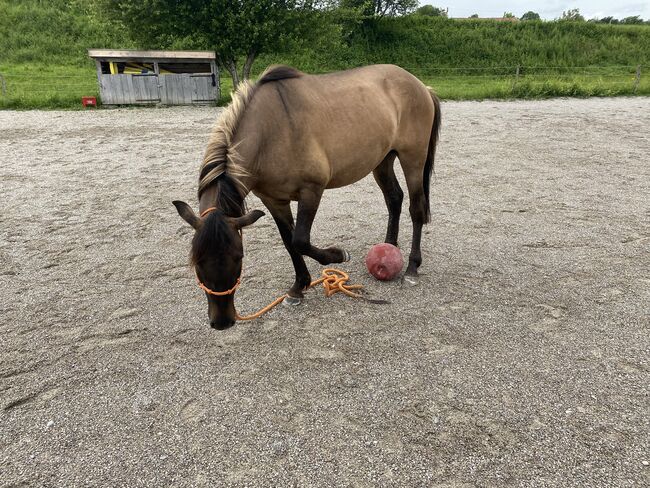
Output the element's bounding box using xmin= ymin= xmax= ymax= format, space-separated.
xmin=1 ymin=1 xmax=649 ymax=109
xmin=216 ymin=68 xmax=649 ymax=107
xmin=0 ymin=0 xmax=133 ymax=66
xmin=0 ymin=64 xmax=98 ymax=109
xmin=1 ymin=64 xmax=647 ymax=110
xmin=352 ymin=16 xmax=650 ymax=69
xmin=422 ymin=72 xmax=650 ymax=99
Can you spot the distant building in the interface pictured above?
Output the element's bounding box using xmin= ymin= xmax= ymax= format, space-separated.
xmin=88 ymin=49 xmax=220 ymax=105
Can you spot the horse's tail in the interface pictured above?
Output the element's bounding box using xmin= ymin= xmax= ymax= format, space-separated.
xmin=423 ymin=88 xmax=441 ymax=223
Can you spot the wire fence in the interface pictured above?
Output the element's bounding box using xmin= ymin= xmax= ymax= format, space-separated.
xmin=403 ymin=64 xmax=644 ymax=82
xmin=0 ymin=64 xmax=646 ymax=107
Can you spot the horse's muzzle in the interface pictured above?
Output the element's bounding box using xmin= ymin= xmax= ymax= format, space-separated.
xmin=210 ymin=318 xmax=235 ymax=330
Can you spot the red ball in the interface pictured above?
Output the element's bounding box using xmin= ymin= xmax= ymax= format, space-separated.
xmin=365 ymin=243 xmax=404 ymax=281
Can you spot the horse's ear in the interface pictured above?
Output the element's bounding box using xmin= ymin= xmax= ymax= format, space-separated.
xmin=172 ymin=200 xmax=201 ymax=230
xmin=232 ymin=210 xmax=265 ymax=229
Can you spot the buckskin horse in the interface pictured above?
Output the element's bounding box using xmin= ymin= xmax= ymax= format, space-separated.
xmin=173 ymin=64 xmax=441 ymax=329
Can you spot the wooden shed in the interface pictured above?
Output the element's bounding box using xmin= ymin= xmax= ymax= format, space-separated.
xmin=88 ymin=49 xmax=220 ymax=105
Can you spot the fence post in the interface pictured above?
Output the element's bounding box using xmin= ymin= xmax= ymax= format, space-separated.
xmin=633 ymin=65 xmax=641 ymax=93
xmin=512 ymin=65 xmax=520 ymax=90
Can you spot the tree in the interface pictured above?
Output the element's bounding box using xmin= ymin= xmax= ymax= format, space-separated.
xmin=470 ymin=13 xmax=478 ymax=18
xmin=340 ymin=0 xmax=418 ymax=18
xmin=415 ymin=5 xmax=447 ymax=17
xmin=561 ymin=8 xmax=584 ymax=21
xmin=102 ymin=0 xmax=313 ymax=85
xmin=520 ymin=11 xmax=540 ymax=21
xmin=592 ymin=16 xmax=619 ymax=24
xmin=503 ymin=12 xmax=515 ymax=18
xmin=621 ymin=15 xmax=644 ymax=24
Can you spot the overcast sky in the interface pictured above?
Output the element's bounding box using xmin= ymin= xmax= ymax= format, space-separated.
xmin=421 ymin=1 xmax=650 ymax=20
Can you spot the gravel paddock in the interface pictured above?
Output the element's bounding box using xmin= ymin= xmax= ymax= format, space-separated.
xmin=1 ymin=98 xmax=649 ymax=487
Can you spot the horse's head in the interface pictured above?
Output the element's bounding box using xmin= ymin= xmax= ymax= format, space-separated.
xmin=173 ymin=201 xmax=264 ymax=330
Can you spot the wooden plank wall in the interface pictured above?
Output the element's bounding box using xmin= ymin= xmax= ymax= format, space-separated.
xmin=98 ymin=71 xmax=219 ymax=105
xmin=160 ymin=75 xmax=187 ymax=104
xmin=160 ymin=74 xmax=218 ymax=104
xmin=132 ymin=75 xmax=160 ymax=103
xmin=191 ymin=74 xmax=215 ymax=102
xmin=99 ymin=74 xmax=138 ymax=104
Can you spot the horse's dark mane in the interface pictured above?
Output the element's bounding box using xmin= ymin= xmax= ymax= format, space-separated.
xmin=191 ymin=174 xmax=245 ymax=264
xmin=213 ymin=173 xmax=247 ymax=216
xmin=191 ymin=210 xmax=235 ymax=265
xmin=199 ymin=172 xmax=246 ymax=214
xmin=198 ymin=65 xmax=303 ymax=200
xmin=258 ymin=65 xmax=302 ymax=85
xmin=193 ymin=66 xmax=302 ymax=265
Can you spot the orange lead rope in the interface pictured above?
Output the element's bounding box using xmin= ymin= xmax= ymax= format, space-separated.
xmin=196 ymin=267 xmax=366 ymax=321
xmin=234 ymin=268 xmax=364 ymax=321
xmin=195 ymin=206 xmax=377 ymax=321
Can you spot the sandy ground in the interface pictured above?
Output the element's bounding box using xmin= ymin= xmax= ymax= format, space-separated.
xmin=1 ymin=97 xmax=649 ymax=487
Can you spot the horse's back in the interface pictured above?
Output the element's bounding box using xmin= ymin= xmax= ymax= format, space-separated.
xmin=249 ymin=63 xmax=432 ymax=138
xmin=300 ymin=64 xmax=432 ymax=127
xmin=241 ymin=65 xmax=435 ymax=195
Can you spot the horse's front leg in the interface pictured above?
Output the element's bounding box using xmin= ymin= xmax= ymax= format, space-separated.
xmin=260 ymin=197 xmax=312 ymax=302
xmin=293 ymin=186 xmax=350 ymax=265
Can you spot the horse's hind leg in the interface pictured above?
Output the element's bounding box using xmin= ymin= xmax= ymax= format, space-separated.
xmin=259 ymin=197 xmax=312 ymax=302
xmin=398 ymin=151 xmax=429 ymax=285
xmin=293 ymin=185 xmax=350 ymax=265
xmin=372 ymin=151 xmax=403 ymax=246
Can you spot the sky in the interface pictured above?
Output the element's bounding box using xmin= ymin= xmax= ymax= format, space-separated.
xmin=420 ymin=1 xmax=650 ymax=20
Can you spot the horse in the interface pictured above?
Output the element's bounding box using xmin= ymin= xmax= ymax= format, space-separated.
xmin=173 ymin=64 xmax=441 ymax=329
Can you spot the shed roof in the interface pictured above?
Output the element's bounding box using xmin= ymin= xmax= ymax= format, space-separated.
xmin=88 ymin=49 xmax=216 ymax=62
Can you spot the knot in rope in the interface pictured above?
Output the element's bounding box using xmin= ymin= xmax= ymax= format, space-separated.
xmin=235 ymin=268 xmax=366 ymax=321
xmin=315 ymin=268 xmax=364 ymax=299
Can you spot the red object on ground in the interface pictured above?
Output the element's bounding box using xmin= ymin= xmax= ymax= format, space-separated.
xmin=365 ymin=243 xmax=404 ymax=281
xmin=82 ymin=96 xmax=97 ymax=107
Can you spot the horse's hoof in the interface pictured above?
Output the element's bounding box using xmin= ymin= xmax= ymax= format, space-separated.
xmin=283 ymin=296 xmax=302 ymax=307
xmin=403 ymin=275 xmax=419 ymax=286
xmin=343 ymin=250 xmax=351 ymax=262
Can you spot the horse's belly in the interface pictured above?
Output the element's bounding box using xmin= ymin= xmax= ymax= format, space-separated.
xmin=326 ymin=162 xmax=377 ymax=189
xmin=325 ymin=143 xmax=391 ymax=189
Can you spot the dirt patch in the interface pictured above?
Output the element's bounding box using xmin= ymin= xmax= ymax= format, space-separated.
xmin=1 ymin=98 xmax=649 ymax=486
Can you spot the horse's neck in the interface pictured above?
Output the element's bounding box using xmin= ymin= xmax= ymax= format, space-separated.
xmin=198 ymin=178 xmax=248 ymax=217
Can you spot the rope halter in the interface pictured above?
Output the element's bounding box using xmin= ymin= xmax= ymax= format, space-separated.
xmin=196 ymin=271 xmax=241 ymax=296
xmin=194 ymin=206 xmax=241 ymax=296
xmin=200 ymin=207 xmax=217 ymax=218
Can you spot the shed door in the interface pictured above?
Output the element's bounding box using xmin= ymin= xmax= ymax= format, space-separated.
xmin=190 ymin=73 xmax=218 ymax=103
xmin=131 ymin=74 xmax=160 ymax=102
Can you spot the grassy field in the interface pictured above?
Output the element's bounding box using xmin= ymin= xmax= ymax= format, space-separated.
xmin=1 ymin=0 xmax=649 ymax=109
xmin=0 ymin=64 xmax=98 ymax=109
xmin=1 ymin=63 xmax=647 ymax=110
xmin=421 ymin=69 xmax=649 ymax=100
